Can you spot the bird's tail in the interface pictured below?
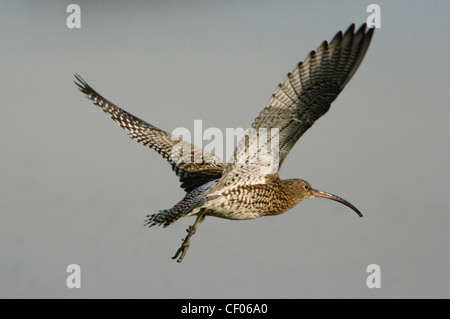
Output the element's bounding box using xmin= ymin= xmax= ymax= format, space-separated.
xmin=145 ymin=208 xmax=183 ymax=228
xmin=144 ymin=179 xmax=219 ymax=228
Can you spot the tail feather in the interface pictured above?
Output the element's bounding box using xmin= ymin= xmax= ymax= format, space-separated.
xmin=145 ymin=208 xmax=183 ymax=228
xmin=144 ymin=179 xmax=219 ymax=228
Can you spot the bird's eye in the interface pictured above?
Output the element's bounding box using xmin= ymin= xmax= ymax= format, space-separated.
xmin=304 ymin=184 xmax=309 ymax=190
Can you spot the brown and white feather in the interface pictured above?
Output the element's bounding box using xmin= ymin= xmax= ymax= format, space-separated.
xmin=74 ymin=75 xmax=224 ymax=193
xmin=211 ymin=24 xmax=374 ymax=193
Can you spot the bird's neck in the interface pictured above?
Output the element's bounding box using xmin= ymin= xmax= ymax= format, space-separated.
xmin=280 ymin=179 xmax=308 ymax=208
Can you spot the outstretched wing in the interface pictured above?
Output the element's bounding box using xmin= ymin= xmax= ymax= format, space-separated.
xmin=252 ymin=23 xmax=374 ymax=167
xmin=75 ymin=75 xmax=224 ymax=192
xmin=212 ymin=23 xmax=374 ymax=192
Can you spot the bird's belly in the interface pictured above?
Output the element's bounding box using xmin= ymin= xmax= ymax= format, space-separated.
xmin=197 ymin=193 xmax=288 ymax=220
xmin=201 ymin=203 xmax=263 ymax=220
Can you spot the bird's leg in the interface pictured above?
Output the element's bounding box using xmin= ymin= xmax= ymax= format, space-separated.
xmin=172 ymin=212 xmax=206 ymax=263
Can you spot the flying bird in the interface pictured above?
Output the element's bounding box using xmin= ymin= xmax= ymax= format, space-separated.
xmin=75 ymin=23 xmax=374 ymax=262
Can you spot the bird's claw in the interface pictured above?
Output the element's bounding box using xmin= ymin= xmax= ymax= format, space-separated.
xmin=172 ymin=227 xmax=194 ymax=262
xmin=171 ymin=245 xmax=188 ymax=262
xmin=171 ymin=213 xmax=206 ymax=263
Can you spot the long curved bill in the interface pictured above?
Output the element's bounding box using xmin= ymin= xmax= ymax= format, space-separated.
xmin=311 ymin=189 xmax=363 ymax=217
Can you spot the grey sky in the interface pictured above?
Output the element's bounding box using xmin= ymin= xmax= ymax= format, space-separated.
xmin=0 ymin=1 xmax=449 ymax=298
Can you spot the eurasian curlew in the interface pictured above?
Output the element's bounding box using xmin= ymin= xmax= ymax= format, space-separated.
xmin=75 ymin=23 xmax=374 ymax=262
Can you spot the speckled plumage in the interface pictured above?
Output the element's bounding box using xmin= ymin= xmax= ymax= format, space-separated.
xmin=75 ymin=23 xmax=374 ymax=262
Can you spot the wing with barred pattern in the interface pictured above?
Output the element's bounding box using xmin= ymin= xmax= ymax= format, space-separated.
xmin=74 ymin=75 xmax=224 ymax=193
xmin=211 ymin=24 xmax=374 ymax=192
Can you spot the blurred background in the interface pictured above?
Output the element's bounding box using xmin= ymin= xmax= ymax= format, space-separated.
xmin=0 ymin=0 xmax=448 ymax=298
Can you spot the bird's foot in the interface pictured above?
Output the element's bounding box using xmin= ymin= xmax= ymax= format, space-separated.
xmin=171 ymin=222 xmax=199 ymax=262
xmin=171 ymin=213 xmax=206 ymax=263
xmin=171 ymin=241 xmax=189 ymax=263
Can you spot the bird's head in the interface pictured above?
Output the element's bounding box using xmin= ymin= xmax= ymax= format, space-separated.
xmin=284 ymin=179 xmax=363 ymax=217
